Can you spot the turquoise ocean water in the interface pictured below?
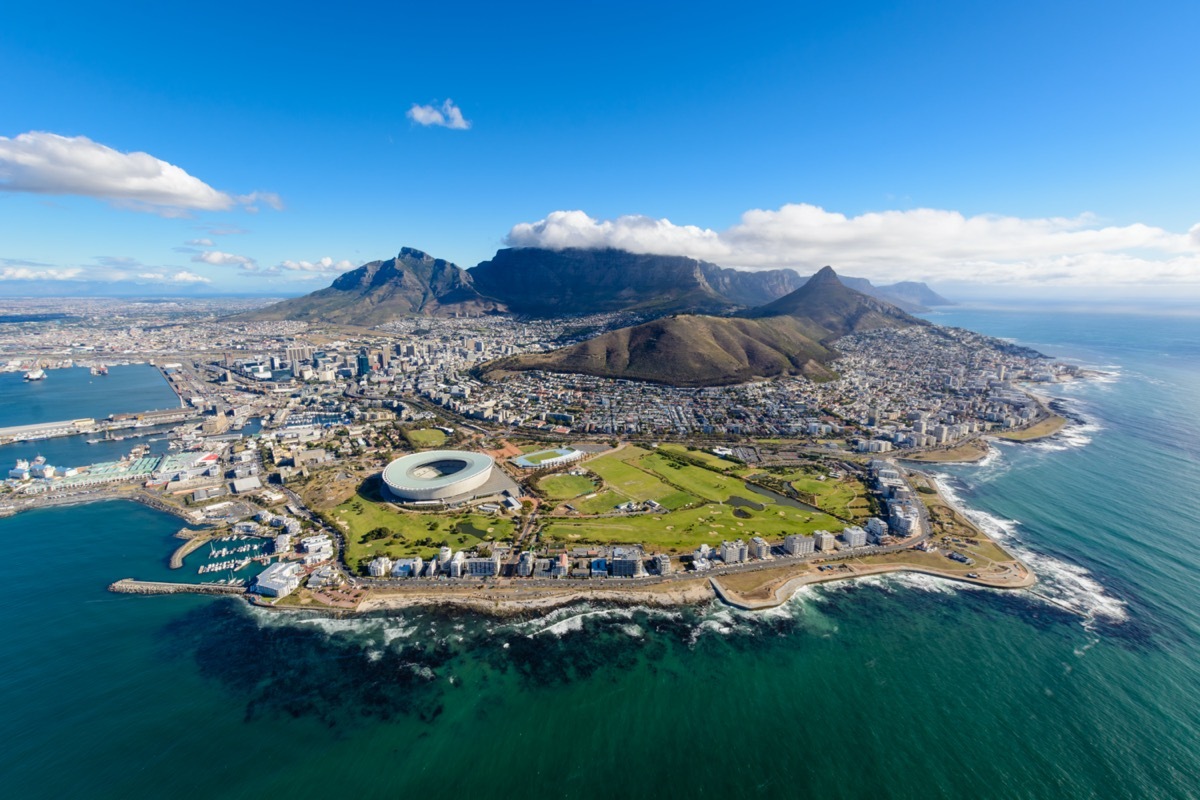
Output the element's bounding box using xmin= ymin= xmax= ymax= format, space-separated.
xmin=1 ymin=309 xmax=1198 ymax=798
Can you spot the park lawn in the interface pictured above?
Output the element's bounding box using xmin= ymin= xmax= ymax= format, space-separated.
xmin=571 ymin=490 xmax=625 ymax=514
xmin=538 ymin=473 xmax=597 ymax=500
xmin=404 ymin=428 xmax=447 ymax=448
xmin=657 ymin=444 xmax=736 ymax=471
xmin=993 ymin=415 xmax=1067 ymax=441
xmin=332 ymin=495 xmax=515 ymax=571
xmin=638 ymin=453 xmax=748 ymax=503
xmin=789 ymin=475 xmax=867 ymax=519
xmin=541 ymin=500 xmax=842 ymax=552
xmin=586 ymin=450 xmax=696 ymax=506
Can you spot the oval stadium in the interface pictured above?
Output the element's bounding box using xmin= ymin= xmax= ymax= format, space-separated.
xmin=381 ymin=450 xmax=496 ymax=502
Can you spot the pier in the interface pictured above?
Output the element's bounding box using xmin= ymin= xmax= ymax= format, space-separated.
xmin=108 ymin=578 xmax=246 ymax=596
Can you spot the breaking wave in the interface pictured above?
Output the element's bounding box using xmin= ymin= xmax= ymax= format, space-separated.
xmin=930 ymin=473 xmax=1127 ymax=627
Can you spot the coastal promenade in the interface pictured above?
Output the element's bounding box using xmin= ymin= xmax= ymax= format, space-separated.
xmin=711 ymin=560 xmax=1036 ymax=611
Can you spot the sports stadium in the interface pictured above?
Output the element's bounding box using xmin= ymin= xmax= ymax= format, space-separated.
xmin=381 ymin=450 xmax=497 ymax=503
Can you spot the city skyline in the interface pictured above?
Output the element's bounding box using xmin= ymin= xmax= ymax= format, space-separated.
xmin=3 ymin=1 xmax=1200 ymax=298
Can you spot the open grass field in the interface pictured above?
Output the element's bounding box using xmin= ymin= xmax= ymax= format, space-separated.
xmin=902 ymin=438 xmax=990 ymax=463
xmin=540 ymin=500 xmax=841 ymax=552
xmin=638 ymin=452 xmax=747 ymax=503
xmin=993 ymin=415 xmax=1067 ymax=441
xmin=656 ymin=444 xmax=737 ymax=471
xmin=571 ymin=490 xmax=625 ymax=514
xmin=537 ymin=473 xmax=597 ymax=500
xmin=403 ymin=428 xmax=447 ymax=448
xmin=585 ymin=449 xmax=696 ymax=509
xmin=786 ymin=474 xmax=872 ymax=520
xmin=330 ymin=488 xmax=516 ymax=571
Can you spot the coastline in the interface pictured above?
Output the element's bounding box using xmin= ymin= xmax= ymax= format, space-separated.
xmin=112 ymin=468 xmax=1035 ymax=618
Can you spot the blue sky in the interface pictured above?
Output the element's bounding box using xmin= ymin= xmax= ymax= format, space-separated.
xmin=2 ymin=0 xmax=1199 ymax=297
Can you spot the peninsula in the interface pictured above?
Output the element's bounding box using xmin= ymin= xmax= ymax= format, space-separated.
xmin=0 ymin=247 xmax=1077 ymax=617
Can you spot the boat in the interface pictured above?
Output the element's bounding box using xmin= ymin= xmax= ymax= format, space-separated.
xmin=96 ymin=364 xmax=108 ymax=376
xmin=23 ymin=368 xmax=45 ymax=381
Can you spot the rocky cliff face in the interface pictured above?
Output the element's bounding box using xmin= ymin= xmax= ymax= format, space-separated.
xmin=469 ymin=248 xmax=737 ymax=315
xmin=697 ymin=263 xmax=806 ymax=307
xmin=241 ymin=248 xmax=505 ymax=324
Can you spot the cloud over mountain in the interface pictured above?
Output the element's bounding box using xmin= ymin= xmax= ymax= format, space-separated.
xmin=508 ymin=204 xmax=1200 ymax=285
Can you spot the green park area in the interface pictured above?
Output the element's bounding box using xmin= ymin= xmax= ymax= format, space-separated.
xmin=537 ymin=473 xmax=597 ymax=500
xmin=329 ymin=490 xmax=516 ymax=573
xmin=583 ymin=446 xmax=697 ymax=509
xmin=537 ymin=444 xmax=845 ymax=552
xmin=775 ymin=469 xmax=872 ymax=521
xmin=655 ymin=443 xmax=739 ymax=471
xmin=540 ymin=497 xmax=841 ymax=552
xmin=403 ymin=427 xmax=447 ymax=448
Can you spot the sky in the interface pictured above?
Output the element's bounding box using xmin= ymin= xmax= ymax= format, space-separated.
xmin=2 ymin=0 xmax=1200 ymax=300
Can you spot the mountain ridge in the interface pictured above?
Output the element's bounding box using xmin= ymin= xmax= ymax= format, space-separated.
xmin=484 ymin=266 xmax=923 ymax=386
xmin=238 ymin=245 xmax=952 ymax=325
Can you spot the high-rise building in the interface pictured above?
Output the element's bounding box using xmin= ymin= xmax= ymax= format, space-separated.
xmin=784 ymin=534 xmax=815 ymax=555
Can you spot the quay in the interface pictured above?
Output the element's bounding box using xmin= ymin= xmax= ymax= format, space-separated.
xmin=108 ymin=578 xmax=246 ymax=596
xmin=0 ymin=407 xmax=200 ymax=446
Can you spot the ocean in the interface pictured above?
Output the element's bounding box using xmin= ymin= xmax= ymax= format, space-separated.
xmin=1 ymin=308 xmax=1198 ymax=798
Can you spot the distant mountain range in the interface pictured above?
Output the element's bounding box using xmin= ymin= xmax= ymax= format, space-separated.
xmin=483 ymin=266 xmax=925 ymax=386
xmin=239 ymin=246 xmax=953 ymax=325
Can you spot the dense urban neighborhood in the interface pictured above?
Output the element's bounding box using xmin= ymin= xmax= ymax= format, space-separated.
xmin=0 ymin=287 xmax=1055 ymax=611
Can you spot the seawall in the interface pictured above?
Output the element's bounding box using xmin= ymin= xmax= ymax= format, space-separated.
xmin=108 ymin=578 xmax=245 ymax=596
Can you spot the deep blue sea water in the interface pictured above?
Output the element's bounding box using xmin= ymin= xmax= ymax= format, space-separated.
xmin=1 ymin=308 xmax=1198 ymax=798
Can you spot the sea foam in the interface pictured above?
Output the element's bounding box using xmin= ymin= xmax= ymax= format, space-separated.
xmin=931 ymin=473 xmax=1128 ymax=626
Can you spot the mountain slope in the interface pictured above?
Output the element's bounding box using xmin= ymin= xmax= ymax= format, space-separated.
xmin=241 ymin=248 xmax=504 ymax=324
xmin=485 ymin=267 xmax=918 ymax=386
xmin=749 ymin=266 xmax=924 ymax=339
xmin=487 ymin=314 xmax=838 ymax=387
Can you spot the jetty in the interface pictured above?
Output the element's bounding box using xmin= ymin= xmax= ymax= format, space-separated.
xmin=108 ymin=578 xmax=245 ymax=596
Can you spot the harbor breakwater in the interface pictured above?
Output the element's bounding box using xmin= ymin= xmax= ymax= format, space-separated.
xmin=109 ymin=579 xmax=245 ymax=596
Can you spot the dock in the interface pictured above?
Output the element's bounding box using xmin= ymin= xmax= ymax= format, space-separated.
xmin=108 ymin=578 xmax=246 ymax=596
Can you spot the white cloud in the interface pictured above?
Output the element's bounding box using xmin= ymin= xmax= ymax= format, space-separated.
xmin=136 ymin=270 xmax=212 ymax=284
xmin=192 ymin=250 xmax=257 ymax=269
xmin=186 ymin=238 xmax=214 ymax=246
xmin=235 ymin=191 xmax=284 ymax=212
xmin=406 ymin=99 xmax=471 ymax=130
xmin=278 ymin=256 xmax=354 ymax=274
xmin=0 ymin=266 xmax=83 ymax=281
xmin=0 ymin=131 xmax=281 ymax=216
xmin=506 ymin=204 xmax=1200 ymax=286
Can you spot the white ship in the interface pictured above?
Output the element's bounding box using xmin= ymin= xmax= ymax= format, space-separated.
xmin=23 ymin=368 xmax=46 ymax=381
